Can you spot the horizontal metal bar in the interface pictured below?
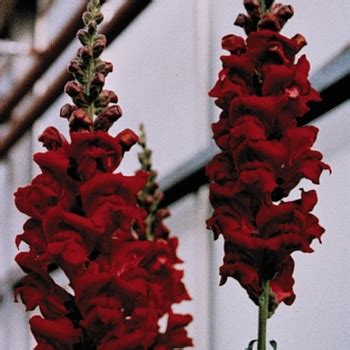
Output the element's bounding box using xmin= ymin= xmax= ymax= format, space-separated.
xmin=303 ymin=44 xmax=350 ymax=125
xmin=310 ymin=44 xmax=350 ymax=92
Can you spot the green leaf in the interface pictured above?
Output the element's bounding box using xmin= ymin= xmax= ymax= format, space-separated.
xmin=270 ymin=340 xmax=278 ymax=349
xmin=245 ymin=339 xmax=257 ymax=350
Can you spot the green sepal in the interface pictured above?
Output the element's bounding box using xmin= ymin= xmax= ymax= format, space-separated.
xmin=245 ymin=339 xmax=257 ymax=350
xmin=82 ymin=11 xmax=93 ymax=26
xmin=270 ymin=340 xmax=277 ymax=349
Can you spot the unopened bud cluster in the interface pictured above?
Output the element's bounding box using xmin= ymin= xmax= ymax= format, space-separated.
xmin=137 ymin=124 xmax=170 ymax=241
xmin=62 ymin=0 xmax=122 ymax=132
xmin=235 ymin=0 xmax=294 ymax=34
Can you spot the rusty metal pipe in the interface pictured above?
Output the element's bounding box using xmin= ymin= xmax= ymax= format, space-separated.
xmin=0 ymin=0 xmax=152 ymax=157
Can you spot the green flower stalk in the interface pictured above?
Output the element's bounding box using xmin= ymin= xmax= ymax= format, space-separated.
xmin=137 ymin=124 xmax=170 ymax=242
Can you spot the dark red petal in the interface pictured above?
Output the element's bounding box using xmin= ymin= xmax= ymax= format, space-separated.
xmin=30 ymin=316 xmax=80 ymax=345
xmin=270 ymin=256 xmax=296 ymax=305
xmin=221 ymin=34 xmax=246 ymax=53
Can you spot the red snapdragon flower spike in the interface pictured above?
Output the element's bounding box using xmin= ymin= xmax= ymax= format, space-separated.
xmin=14 ymin=1 xmax=192 ymax=349
xmin=207 ymin=0 xmax=330 ymax=312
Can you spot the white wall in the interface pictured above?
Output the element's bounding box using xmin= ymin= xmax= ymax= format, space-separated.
xmin=167 ymin=188 xmax=211 ymax=350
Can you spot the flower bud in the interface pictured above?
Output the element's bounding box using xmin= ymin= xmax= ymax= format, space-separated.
xmin=95 ymin=61 xmax=113 ymax=76
xmin=73 ymin=92 xmax=88 ymax=108
xmin=292 ymin=34 xmax=307 ymax=53
xmin=144 ymin=195 xmax=154 ymax=206
xmin=82 ymin=11 xmax=92 ymax=26
xmin=96 ymin=34 xmax=106 ymax=43
xmin=68 ymin=61 xmax=85 ymax=82
xmin=91 ymin=72 xmax=105 ymax=88
xmin=138 ymin=153 xmax=151 ymax=169
xmin=98 ymin=90 xmax=119 ymax=107
xmin=117 ymin=129 xmax=138 ymax=151
xmin=38 ymin=126 xmax=66 ymax=150
xmin=87 ymin=72 xmax=105 ymax=102
xmin=92 ymin=35 xmax=107 ymax=58
xmin=258 ymin=13 xmax=282 ymax=32
xmin=157 ymin=208 xmax=170 ymax=220
xmin=68 ymin=60 xmax=80 ymax=74
xmin=258 ymin=4 xmax=294 ymax=32
xmin=106 ymin=90 xmax=119 ymax=103
xmin=60 ymin=103 xmax=77 ymax=119
xmin=243 ymin=0 xmax=260 ymax=21
xmin=77 ymin=29 xmax=89 ymax=46
xmin=94 ymin=11 xmax=104 ymax=25
xmin=234 ymin=14 xmax=254 ymax=35
xmin=221 ymin=34 xmax=246 ymax=54
xmin=104 ymin=62 xmax=113 ymax=73
xmin=93 ymin=105 xmax=123 ymax=131
xmin=64 ymin=81 xmax=83 ymax=97
xmin=273 ymin=4 xmax=294 ymax=26
xmin=102 ymin=105 xmax=122 ymax=120
xmin=87 ymin=21 xmax=97 ymax=35
xmin=155 ymin=191 xmax=164 ymax=202
xmin=78 ymin=47 xmax=93 ymax=63
xmin=149 ymin=179 xmax=159 ymax=193
xmin=69 ymin=108 xmax=92 ymax=132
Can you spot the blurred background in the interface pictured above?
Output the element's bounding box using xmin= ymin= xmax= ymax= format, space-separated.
xmin=0 ymin=0 xmax=348 ymax=348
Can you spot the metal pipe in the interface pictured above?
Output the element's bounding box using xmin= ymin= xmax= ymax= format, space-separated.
xmin=0 ymin=0 xmax=152 ymax=158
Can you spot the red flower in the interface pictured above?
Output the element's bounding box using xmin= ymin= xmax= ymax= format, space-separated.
xmin=30 ymin=316 xmax=81 ymax=350
xmin=15 ymin=274 xmax=74 ymax=319
xmin=16 ymin=121 xmax=192 ymax=350
xmin=156 ymin=312 xmax=194 ymax=349
xmin=15 ymin=173 xmax=63 ymax=220
xmin=15 ymin=4 xmax=192 ymax=349
xmin=269 ymin=256 xmax=295 ymax=306
xmin=16 ymin=219 xmax=46 ymax=254
xmin=207 ymin=3 xmax=329 ymax=311
xmin=79 ymin=172 xmax=148 ymax=237
xmin=246 ymin=30 xmax=304 ymax=66
xmin=68 ymin=130 xmax=138 ymax=181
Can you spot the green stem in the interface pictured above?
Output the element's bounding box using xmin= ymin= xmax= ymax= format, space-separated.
xmin=257 ymin=280 xmax=269 ymax=350
xmin=260 ymin=0 xmax=274 ymax=14
xmin=85 ymin=36 xmax=97 ymax=120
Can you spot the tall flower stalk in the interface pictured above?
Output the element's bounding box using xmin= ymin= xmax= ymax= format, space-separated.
xmin=206 ymin=0 xmax=330 ymax=348
xmin=14 ymin=1 xmax=192 ymax=349
xmin=136 ymin=124 xmax=193 ymax=348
